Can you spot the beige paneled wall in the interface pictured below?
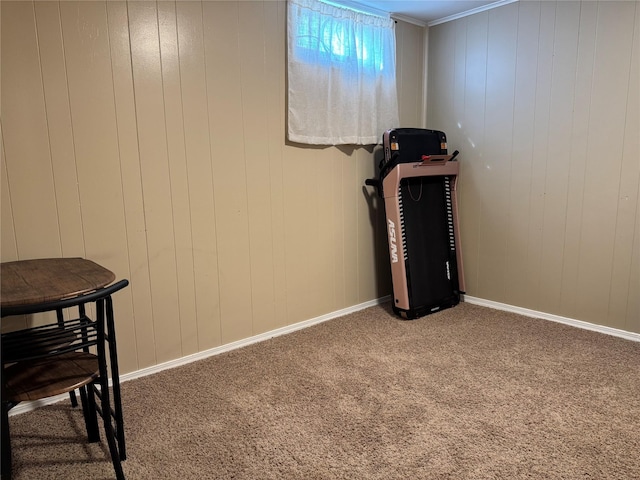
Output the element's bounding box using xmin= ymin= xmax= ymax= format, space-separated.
xmin=427 ymin=1 xmax=639 ymax=333
xmin=395 ymin=19 xmax=426 ymax=127
xmin=0 ymin=1 xmax=424 ymax=373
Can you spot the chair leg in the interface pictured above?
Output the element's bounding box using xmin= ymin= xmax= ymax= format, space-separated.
xmin=69 ymin=390 xmax=78 ymax=407
xmin=97 ymin=296 xmax=125 ymax=479
xmin=1 ymin=401 xmax=12 ymax=480
xmin=96 ymin=380 xmax=125 ymax=480
xmin=79 ymin=385 xmax=100 ymax=442
xmin=105 ymin=297 xmax=126 ymax=460
xmin=111 ymin=379 xmax=126 ymax=460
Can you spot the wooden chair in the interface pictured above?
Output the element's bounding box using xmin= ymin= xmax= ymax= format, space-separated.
xmin=4 ymin=308 xmax=81 ymax=407
xmin=1 ymin=280 xmax=129 ymax=480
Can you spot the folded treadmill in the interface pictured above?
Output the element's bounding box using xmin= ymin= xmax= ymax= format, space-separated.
xmin=366 ymin=128 xmax=465 ymax=319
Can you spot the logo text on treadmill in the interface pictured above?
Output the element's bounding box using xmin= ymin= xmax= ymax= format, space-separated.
xmin=388 ymin=219 xmax=399 ymax=263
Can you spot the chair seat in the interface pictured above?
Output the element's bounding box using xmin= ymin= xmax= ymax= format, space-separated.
xmin=4 ymin=352 xmax=99 ymax=402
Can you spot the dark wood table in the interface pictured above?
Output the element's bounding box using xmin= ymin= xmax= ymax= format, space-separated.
xmin=1 ymin=257 xmax=115 ymax=310
xmin=1 ymin=258 xmax=117 ymax=361
xmin=1 ymin=258 xmax=126 ymax=480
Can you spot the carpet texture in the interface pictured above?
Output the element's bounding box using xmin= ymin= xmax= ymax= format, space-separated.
xmin=6 ymin=302 xmax=640 ymax=479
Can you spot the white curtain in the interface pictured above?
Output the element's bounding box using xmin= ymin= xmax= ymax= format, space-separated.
xmin=287 ymin=0 xmax=399 ymax=145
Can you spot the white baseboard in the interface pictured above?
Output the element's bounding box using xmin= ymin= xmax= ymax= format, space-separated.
xmin=119 ymin=295 xmax=392 ymax=384
xmin=9 ymin=296 xmax=391 ymax=417
xmin=10 ymin=294 xmax=637 ymax=416
xmin=463 ymin=295 xmax=640 ymax=343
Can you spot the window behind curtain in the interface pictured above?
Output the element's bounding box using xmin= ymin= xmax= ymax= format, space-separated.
xmin=287 ymin=0 xmax=399 ymax=145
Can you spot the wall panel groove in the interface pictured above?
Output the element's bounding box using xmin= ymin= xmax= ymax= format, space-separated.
xmin=428 ymin=0 xmax=639 ymax=333
xmin=1 ymin=0 xmax=423 ymax=372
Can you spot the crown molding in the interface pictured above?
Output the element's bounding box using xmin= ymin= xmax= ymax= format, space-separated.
xmin=428 ymin=0 xmax=519 ymax=27
xmin=391 ymin=13 xmax=426 ymax=28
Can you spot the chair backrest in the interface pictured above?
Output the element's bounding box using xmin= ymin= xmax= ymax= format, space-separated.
xmin=1 ymin=280 xmax=129 ymax=366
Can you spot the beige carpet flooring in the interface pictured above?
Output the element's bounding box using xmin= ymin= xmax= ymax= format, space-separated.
xmin=6 ymin=302 xmax=640 ymax=479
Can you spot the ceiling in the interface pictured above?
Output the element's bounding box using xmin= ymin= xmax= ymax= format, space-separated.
xmin=350 ymin=0 xmax=502 ymax=25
